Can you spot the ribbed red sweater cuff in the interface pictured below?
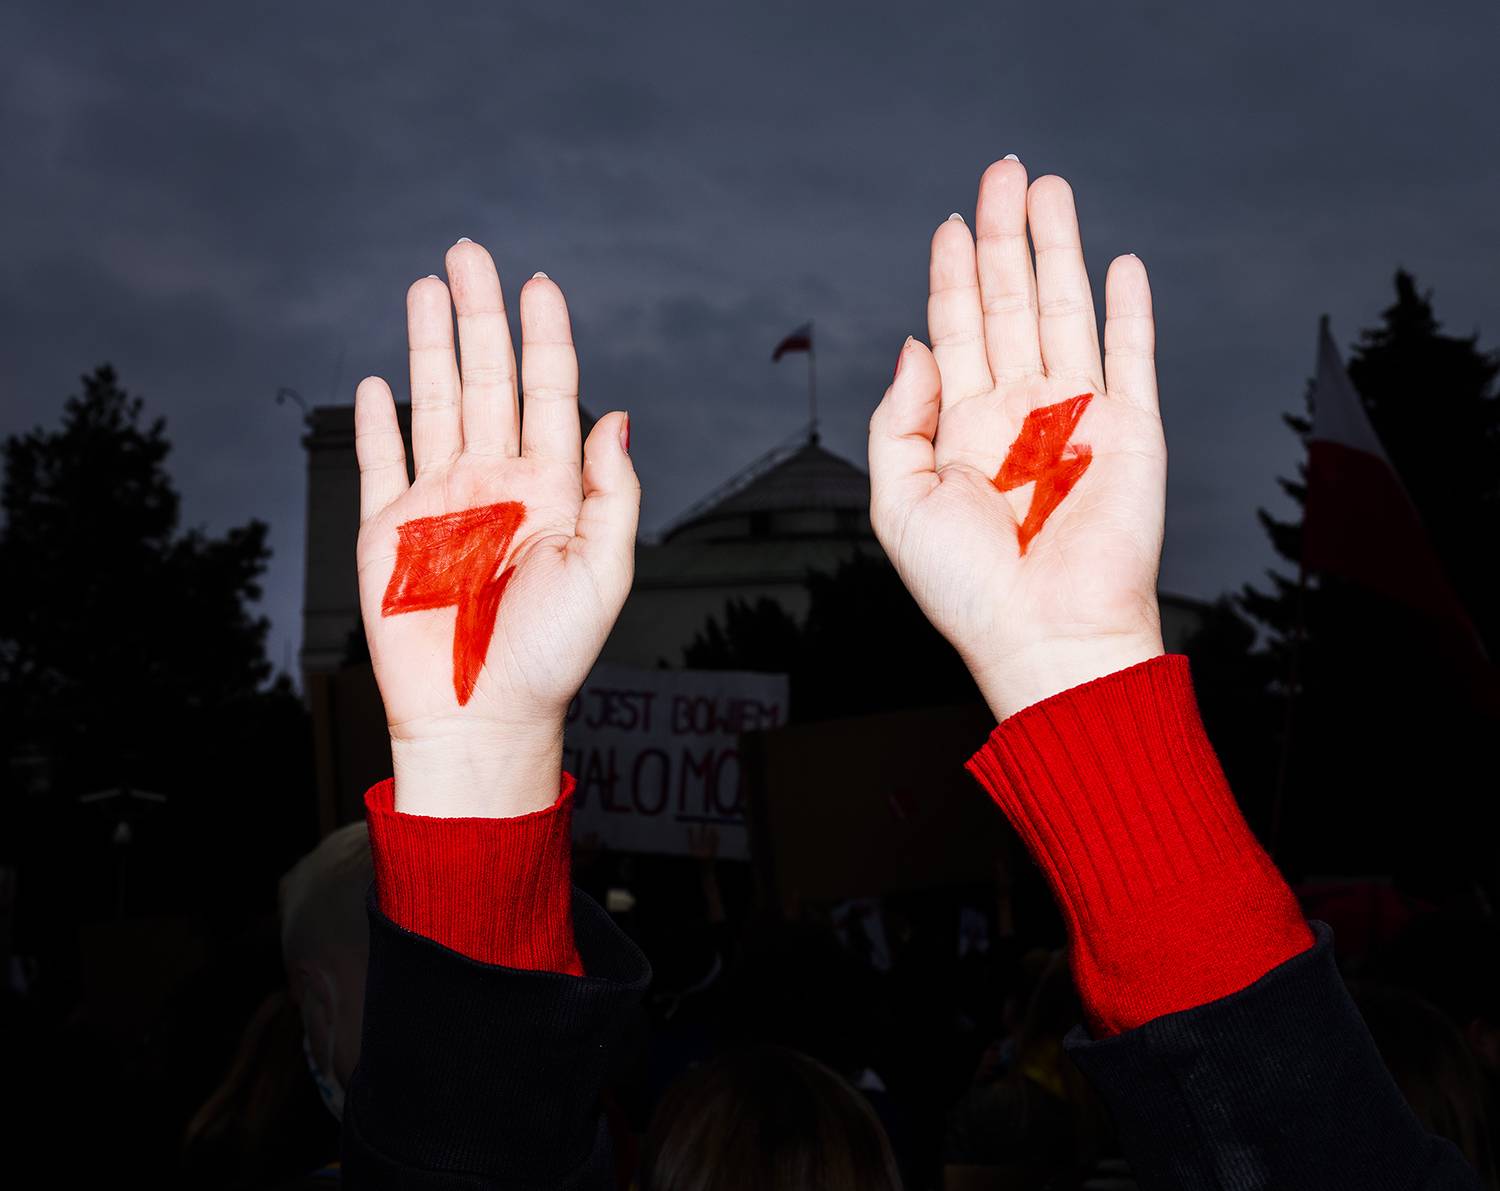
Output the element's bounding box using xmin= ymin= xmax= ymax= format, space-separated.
xmin=967 ymin=654 xmax=1313 ymax=1037
xmin=364 ymin=775 xmax=584 ymax=977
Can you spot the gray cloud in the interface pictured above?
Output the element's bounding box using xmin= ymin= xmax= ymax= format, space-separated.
xmin=4 ymin=0 xmax=1498 ymax=674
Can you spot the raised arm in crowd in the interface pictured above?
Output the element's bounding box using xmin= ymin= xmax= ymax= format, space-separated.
xmin=336 ymin=161 xmax=1483 ymax=1189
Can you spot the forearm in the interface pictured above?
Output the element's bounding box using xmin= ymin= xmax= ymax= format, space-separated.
xmin=345 ymin=233 xmax=644 ymax=1188
xmin=343 ymin=885 xmax=649 ymax=1189
xmin=1064 ymin=922 xmax=1481 ymax=1190
xmin=389 ymin=719 xmax=565 ymax=819
xmin=346 ymin=771 xmax=650 ymax=1188
xmin=968 ymin=654 xmax=1478 ymax=1189
xmin=365 ymin=774 xmax=583 ymax=975
xmin=369 ymin=712 xmax=583 ymax=975
xmin=867 ymin=158 xmax=1477 ymax=1188
xmin=966 ymin=653 xmax=1311 ymax=1035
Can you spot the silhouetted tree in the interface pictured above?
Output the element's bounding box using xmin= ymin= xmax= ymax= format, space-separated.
xmin=1245 ymin=272 xmax=1500 ymax=652
xmin=1181 ymin=598 xmax=1281 ymax=835
xmin=1 ymin=366 xmax=272 ymax=781
xmin=1242 ymin=275 xmax=1500 ymax=890
xmin=683 ymin=596 xmax=803 ymax=678
xmin=685 ymin=553 xmax=980 ymax=721
xmin=0 ymin=366 xmax=315 ymax=920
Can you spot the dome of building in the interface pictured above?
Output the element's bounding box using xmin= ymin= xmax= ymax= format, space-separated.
xmin=663 ymin=438 xmax=872 ymax=545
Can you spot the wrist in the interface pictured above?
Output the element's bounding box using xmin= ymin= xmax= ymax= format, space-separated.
xmin=970 ymin=631 xmax=1165 ymax=722
xmin=390 ymin=718 xmax=565 ymax=818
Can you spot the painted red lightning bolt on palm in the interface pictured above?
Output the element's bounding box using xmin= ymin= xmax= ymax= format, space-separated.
xmin=993 ymin=393 xmax=1094 ymax=555
xmin=381 ymin=501 xmax=527 ymax=706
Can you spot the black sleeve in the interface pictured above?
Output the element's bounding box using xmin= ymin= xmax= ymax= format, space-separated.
xmin=342 ymin=888 xmax=650 ymax=1190
xmin=1064 ymin=922 xmax=1480 ymax=1191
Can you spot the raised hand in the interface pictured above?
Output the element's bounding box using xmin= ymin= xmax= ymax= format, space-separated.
xmin=868 ymin=162 xmax=1166 ymax=720
xmin=355 ymin=242 xmax=638 ymax=816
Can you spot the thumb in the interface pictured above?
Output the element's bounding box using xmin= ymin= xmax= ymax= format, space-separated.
xmin=868 ymin=337 xmax=941 ymax=519
xmin=571 ymin=410 xmax=639 ymax=604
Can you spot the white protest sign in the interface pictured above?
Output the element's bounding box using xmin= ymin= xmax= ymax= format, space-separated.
xmin=564 ymin=665 xmax=790 ymax=859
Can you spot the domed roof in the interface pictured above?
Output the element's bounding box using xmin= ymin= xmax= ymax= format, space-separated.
xmin=663 ymin=437 xmax=870 ymax=543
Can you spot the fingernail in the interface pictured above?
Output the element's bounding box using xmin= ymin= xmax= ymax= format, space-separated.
xmin=1003 ymin=153 xmax=1020 ymax=162
xmin=947 ymin=212 xmax=965 ymax=224
xmin=455 ymin=236 xmax=472 ymax=244
xmin=620 ymin=413 xmax=631 ymax=454
xmin=893 ymin=337 xmax=908 ymax=381
xmin=532 ymin=270 xmax=549 ymax=280
xmin=426 ymin=274 xmax=439 ymax=280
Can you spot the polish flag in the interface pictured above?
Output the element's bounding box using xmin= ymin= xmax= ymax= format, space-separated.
xmin=772 ymin=323 xmax=813 ymax=361
xmin=1302 ymin=318 xmax=1482 ymax=646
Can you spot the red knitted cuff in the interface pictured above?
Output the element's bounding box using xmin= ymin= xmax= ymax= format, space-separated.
xmin=364 ymin=774 xmax=584 ymax=977
xmin=967 ymin=654 xmax=1313 ymax=1037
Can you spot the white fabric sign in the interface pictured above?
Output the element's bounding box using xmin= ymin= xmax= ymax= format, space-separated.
xmin=564 ymin=666 xmax=790 ymax=859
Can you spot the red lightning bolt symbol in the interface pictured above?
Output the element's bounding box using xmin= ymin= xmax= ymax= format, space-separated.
xmin=381 ymin=501 xmax=527 ymax=706
xmin=992 ymin=393 xmax=1094 ymax=555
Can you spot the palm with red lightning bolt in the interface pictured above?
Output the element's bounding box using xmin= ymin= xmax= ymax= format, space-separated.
xmin=354 ymin=240 xmax=639 ymax=819
xmin=381 ymin=501 xmax=526 ymax=706
xmin=992 ymin=392 xmax=1095 ymax=555
xmin=869 ymin=164 xmax=1167 ymax=721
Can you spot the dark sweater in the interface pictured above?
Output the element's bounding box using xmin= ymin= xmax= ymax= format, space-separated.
xmin=343 ymin=891 xmax=648 ymax=1189
xmin=343 ymin=900 xmax=1476 ymax=1190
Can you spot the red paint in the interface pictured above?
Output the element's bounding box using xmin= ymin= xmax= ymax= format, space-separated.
xmin=993 ymin=393 xmax=1094 ymax=554
xmin=621 ymin=414 xmax=631 ymax=455
xmin=381 ymin=501 xmax=527 ymax=705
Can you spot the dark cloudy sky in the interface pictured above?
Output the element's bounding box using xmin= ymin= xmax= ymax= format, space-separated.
xmin=4 ymin=0 xmax=1498 ymax=676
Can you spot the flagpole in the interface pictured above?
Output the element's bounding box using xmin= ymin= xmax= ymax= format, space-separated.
xmin=808 ymin=320 xmax=818 ymax=444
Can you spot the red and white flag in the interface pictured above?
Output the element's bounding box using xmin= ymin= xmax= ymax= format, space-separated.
xmin=772 ymin=323 xmax=813 ymax=361
xmin=1302 ymin=318 xmax=1481 ymax=645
